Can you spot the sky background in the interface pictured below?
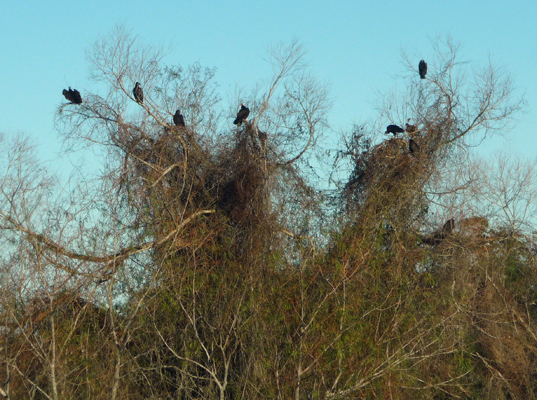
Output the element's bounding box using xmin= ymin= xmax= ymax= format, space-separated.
xmin=1 ymin=0 xmax=536 ymax=175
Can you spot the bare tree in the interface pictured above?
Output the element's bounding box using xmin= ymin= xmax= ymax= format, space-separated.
xmin=2 ymin=27 xmax=534 ymax=399
xmin=0 ymin=24 xmax=335 ymax=398
xmin=322 ymin=36 xmax=529 ymax=399
xmin=470 ymin=152 xmax=537 ymax=233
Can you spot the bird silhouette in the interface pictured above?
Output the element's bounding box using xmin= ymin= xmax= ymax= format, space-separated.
xmin=385 ymin=124 xmax=404 ymax=136
xmin=233 ymin=104 xmax=250 ymax=126
xmin=419 ymin=60 xmax=427 ymax=79
xmin=133 ymin=82 xmax=144 ymax=104
xmin=409 ymin=139 xmax=420 ymax=154
xmin=62 ymin=87 xmax=82 ymax=104
xmin=173 ymin=109 xmax=185 ymax=127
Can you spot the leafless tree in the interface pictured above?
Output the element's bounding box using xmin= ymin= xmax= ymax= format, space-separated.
xmin=0 ymin=25 xmax=335 ymax=398
xmin=1 ymin=27 xmax=533 ymax=399
xmin=469 ymin=152 xmax=537 ymax=233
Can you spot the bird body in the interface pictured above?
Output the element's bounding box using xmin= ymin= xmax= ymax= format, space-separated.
xmin=442 ymin=218 xmax=455 ymax=235
xmin=419 ymin=60 xmax=427 ymax=79
xmin=409 ymin=139 xmax=420 ymax=154
xmin=62 ymin=87 xmax=82 ymax=104
xmin=133 ymin=82 xmax=144 ymax=104
xmin=233 ymin=104 xmax=250 ymax=126
xmin=62 ymin=89 xmax=72 ymax=102
xmin=385 ymin=124 xmax=404 ymax=136
xmin=422 ymin=218 xmax=455 ymax=245
xmin=71 ymin=88 xmax=82 ymax=104
xmin=405 ymin=122 xmax=417 ymax=134
xmin=173 ymin=109 xmax=185 ymax=127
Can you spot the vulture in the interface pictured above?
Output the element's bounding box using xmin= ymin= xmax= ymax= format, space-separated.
xmin=62 ymin=87 xmax=82 ymax=104
xmin=173 ymin=109 xmax=185 ymax=127
xmin=409 ymin=139 xmax=420 ymax=154
xmin=419 ymin=60 xmax=427 ymax=79
xmin=133 ymin=82 xmax=144 ymax=104
xmin=422 ymin=218 xmax=455 ymax=245
xmin=62 ymin=89 xmax=74 ymax=103
xmin=71 ymin=88 xmax=82 ymax=104
xmin=442 ymin=218 xmax=455 ymax=236
xmin=405 ymin=120 xmax=417 ymax=134
xmin=385 ymin=124 xmax=404 ymax=136
xmin=233 ymin=104 xmax=250 ymax=126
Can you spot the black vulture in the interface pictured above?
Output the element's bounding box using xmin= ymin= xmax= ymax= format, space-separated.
xmin=71 ymin=88 xmax=82 ymax=104
xmin=385 ymin=124 xmax=404 ymax=136
xmin=409 ymin=139 xmax=420 ymax=154
xmin=62 ymin=87 xmax=82 ymax=104
xmin=133 ymin=82 xmax=144 ymax=104
xmin=422 ymin=218 xmax=455 ymax=245
xmin=173 ymin=109 xmax=185 ymax=127
xmin=233 ymin=104 xmax=250 ymax=126
xmin=419 ymin=60 xmax=427 ymax=79
xmin=62 ymin=89 xmax=74 ymax=103
xmin=442 ymin=218 xmax=455 ymax=235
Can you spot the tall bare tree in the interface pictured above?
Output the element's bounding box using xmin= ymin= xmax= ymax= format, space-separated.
xmin=1 ymin=29 xmax=534 ymax=399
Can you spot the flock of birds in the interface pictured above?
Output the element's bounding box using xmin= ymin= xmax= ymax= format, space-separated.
xmin=385 ymin=122 xmax=420 ymax=154
xmin=62 ymin=81 xmax=251 ymax=128
xmin=385 ymin=60 xmax=455 ymax=240
xmin=61 ymin=60 xmax=454 ymax=240
xmin=384 ymin=60 xmax=428 ymax=154
xmin=62 ymin=59 xmax=427 ymax=134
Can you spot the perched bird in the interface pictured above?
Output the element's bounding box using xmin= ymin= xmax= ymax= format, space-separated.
xmin=442 ymin=218 xmax=455 ymax=236
xmin=71 ymin=88 xmax=82 ymax=104
xmin=409 ymin=139 xmax=420 ymax=154
xmin=385 ymin=124 xmax=404 ymax=136
xmin=233 ymin=104 xmax=250 ymax=126
xmin=173 ymin=109 xmax=185 ymax=127
xmin=422 ymin=218 xmax=455 ymax=245
xmin=62 ymin=87 xmax=82 ymax=104
xmin=133 ymin=82 xmax=144 ymax=104
xmin=419 ymin=60 xmax=427 ymax=79
xmin=405 ymin=119 xmax=417 ymax=133
xmin=62 ymin=89 xmax=74 ymax=103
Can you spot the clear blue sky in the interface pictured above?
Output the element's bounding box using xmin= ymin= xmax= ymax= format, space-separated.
xmin=1 ymin=0 xmax=536 ymax=168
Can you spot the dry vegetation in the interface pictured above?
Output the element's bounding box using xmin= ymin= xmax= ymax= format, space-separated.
xmin=0 ymin=29 xmax=535 ymax=399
